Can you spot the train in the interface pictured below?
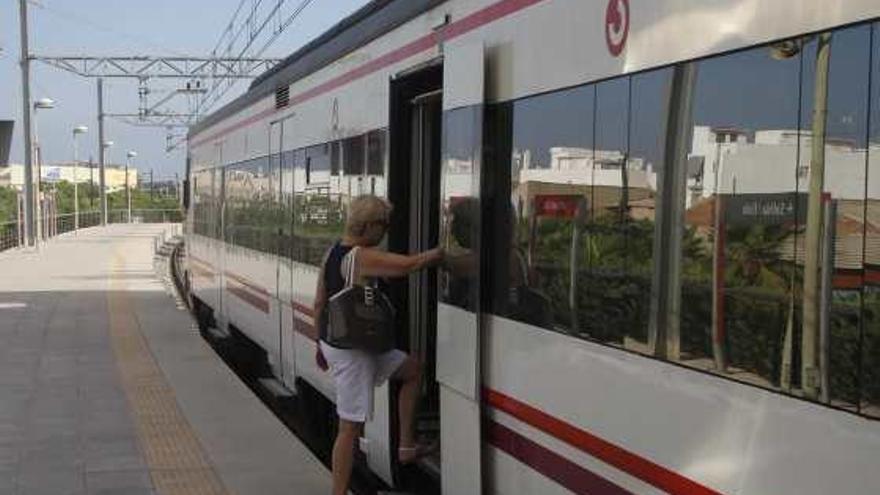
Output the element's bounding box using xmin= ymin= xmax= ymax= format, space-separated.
xmin=185 ymin=1 xmax=880 ymax=493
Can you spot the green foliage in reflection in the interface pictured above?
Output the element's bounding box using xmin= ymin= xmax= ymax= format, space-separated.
xmin=517 ymin=212 xmax=879 ymax=411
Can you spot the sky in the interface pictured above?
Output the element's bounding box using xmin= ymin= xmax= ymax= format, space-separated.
xmin=0 ymin=0 xmax=370 ymax=180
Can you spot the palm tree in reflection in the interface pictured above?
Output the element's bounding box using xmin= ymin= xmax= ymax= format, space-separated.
xmin=724 ymin=224 xmax=790 ymax=289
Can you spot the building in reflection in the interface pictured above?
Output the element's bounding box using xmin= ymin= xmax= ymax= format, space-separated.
xmin=688 ymin=125 xmax=880 ymax=204
xmin=512 ymin=146 xmax=657 ymax=217
xmin=686 ymin=125 xmax=880 ymax=285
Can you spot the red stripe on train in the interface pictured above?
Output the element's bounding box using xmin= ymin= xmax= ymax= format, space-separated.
xmin=484 ymin=388 xmax=723 ymax=495
xmin=190 ymin=0 xmax=549 ymax=148
xmin=487 ymin=420 xmax=633 ymax=495
xmin=224 ymin=271 xmax=272 ymax=297
xmin=225 ymin=276 xmax=270 ymax=314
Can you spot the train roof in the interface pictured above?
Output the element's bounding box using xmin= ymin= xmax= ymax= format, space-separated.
xmin=189 ymin=0 xmax=446 ymax=139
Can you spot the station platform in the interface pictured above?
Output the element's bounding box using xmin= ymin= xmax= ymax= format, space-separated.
xmin=0 ymin=224 xmax=331 ymax=495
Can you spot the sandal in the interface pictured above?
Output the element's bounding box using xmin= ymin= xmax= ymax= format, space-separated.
xmin=398 ymin=441 xmax=438 ymax=465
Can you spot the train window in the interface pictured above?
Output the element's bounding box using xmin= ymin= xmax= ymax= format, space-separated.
xmin=677 ymin=39 xmax=804 ymax=391
xmin=367 ymin=129 xmax=386 ymax=177
xmin=480 ymin=22 xmax=879 ymax=417
xmin=293 ymin=144 xmax=344 ymax=266
xmin=440 ymin=106 xmax=483 ymax=312
xmin=342 ymin=135 xmax=365 ymax=176
xmin=601 ymin=70 xmax=669 ymax=351
xmin=486 ymin=84 xmax=595 ymax=330
xmin=224 ymin=156 xmax=274 ymax=254
xmin=864 ymin=22 xmax=880 ymax=417
xmin=798 ymin=25 xmax=872 ymax=410
xmin=192 ymin=169 xmax=214 ymax=238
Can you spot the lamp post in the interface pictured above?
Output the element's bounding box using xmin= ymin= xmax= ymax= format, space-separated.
xmin=769 ymin=34 xmax=833 ymax=399
xmin=33 ymin=97 xmax=54 ymax=242
xmin=72 ymin=125 xmax=88 ymax=232
xmin=102 ymin=140 xmax=113 ymax=223
xmin=126 ymin=151 xmax=136 ymax=223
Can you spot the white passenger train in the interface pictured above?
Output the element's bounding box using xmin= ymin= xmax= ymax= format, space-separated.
xmin=186 ymin=1 xmax=880 ymax=493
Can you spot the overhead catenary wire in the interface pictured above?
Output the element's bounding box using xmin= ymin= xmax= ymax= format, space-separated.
xmin=195 ymin=0 xmax=315 ymax=117
xmin=34 ymin=2 xmax=191 ymax=57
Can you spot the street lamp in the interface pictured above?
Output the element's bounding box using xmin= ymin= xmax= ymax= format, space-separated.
xmin=768 ymin=34 xmax=833 ymax=400
xmin=33 ymin=97 xmax=54 ymax=242
xmin=102 ymin=140 xmax=113 ymax=223
xmin=72 ymin=125 xmax=88 ymax=232
xmin=126 ymin=151 xmax=136 ymax=223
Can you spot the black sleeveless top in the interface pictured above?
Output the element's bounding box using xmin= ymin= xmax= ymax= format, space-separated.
xmin=320 ymin=242 xmax=353 ymax=341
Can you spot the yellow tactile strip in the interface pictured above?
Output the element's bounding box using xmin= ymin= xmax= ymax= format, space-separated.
xmin=108 ymin=256 xmax=230 ymax=495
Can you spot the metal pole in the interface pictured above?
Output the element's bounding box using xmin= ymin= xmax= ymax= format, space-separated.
xmin=150 ymin=169 xmax=154 ymax=201
xmin=89 ymin=157 xmax=94 ymax=207
xmin=649 ymin=62 xmax=697 ymax=361
xmin=16 ymin=193 xmax=23 ymax=247
xmin=18 ymin=0 xmax=35 ymax=248
xmin=711 ymin=154 xmax=728 ymax=373
xmin=98 ymin=78 xmax=107 ymax=226
xmin=819 ymin=199 xmax=836 ymax=403
xmin=73 ymin=132 xmax=79 ymax=232
xmin=802 ymin=32 xmax=832 ymax=400
xmin=125 ymin=156 xmax=131 ymax=222
xmin=34 ymin=114 xmax=42 ymax=243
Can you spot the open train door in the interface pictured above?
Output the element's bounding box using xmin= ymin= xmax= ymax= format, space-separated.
xmin=435 ymin=40 xmax=486 ymax=495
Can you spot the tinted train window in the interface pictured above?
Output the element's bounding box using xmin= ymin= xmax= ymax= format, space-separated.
xmin=367 ymin=129 xmax=387 ymax=177
xmin=680 ymin=41 xmax=804 ymax=391
xmin=864 ymin=22 xmax=880 ymax=416
xmin=225 ymin=157 xmax=274 ymax=253
xmin=439 ymin=106 xmax=482 ymax=312
xmin=487 ymin=74 xmax=668 ymax=345
xmin=486 ymin=84 xmax=594 ymax=329
xmin=191 ymin=169 xmax=214 ymax=238
xmin=484 ymin=23 xmax=880 ymax=418
xmin=292 ymin=144 xmax=344 ymax=266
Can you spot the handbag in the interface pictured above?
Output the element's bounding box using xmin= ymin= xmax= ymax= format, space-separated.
xmin=325 ymin=247 xmax=396 ymax=353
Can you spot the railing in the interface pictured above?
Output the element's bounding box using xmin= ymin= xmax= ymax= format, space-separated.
xmin=0 ymin=208 xmax=183 ymax=254
xmin=108 ymin=209 xmax=184 ymax=224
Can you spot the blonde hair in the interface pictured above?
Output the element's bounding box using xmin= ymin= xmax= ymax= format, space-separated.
xmin=345 ymin=195 xmax=393 ymax=237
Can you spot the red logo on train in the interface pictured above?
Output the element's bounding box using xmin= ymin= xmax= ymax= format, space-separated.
xmin=605 ymin=0 xmax=629 ymax=57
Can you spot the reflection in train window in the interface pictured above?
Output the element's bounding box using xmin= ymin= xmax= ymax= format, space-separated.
xmin=225 ymin=157 xmax=274 ymax=253
xmin=440 ymin=106 xmax=482 ymax=312
xmin=487 ymin=85 xmax=595 ymax=329
xmin=191 ymin=169 xmax=215 ymax=238
xmin=483 ymin=22 xmax=880 ymax=418
xmin=809 ymin=25 xmax=871 ymax=410
xmin=342 ymin=135 xmax=365 ymax=175
xmin=293 ymin=144 xmax=343 ymax=266
xmin=860 ymin=22 xmax=880 ymax=416
xmin=681 ymin=37 xmax=804 ymax=393
xmin=367 ymin=129 xmax=387 ymax=178
xmin=487 ymin=75 xmax=667 ymax=345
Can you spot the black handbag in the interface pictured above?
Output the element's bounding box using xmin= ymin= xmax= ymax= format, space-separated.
xmin=326 ymin=247 xmax=396 ymax=353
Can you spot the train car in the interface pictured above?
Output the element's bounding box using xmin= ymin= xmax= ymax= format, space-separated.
xmin=186 ymin=1 xmax=880 ymax=493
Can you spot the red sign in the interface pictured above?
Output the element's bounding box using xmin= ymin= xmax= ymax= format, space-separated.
xmin=534 ymin=195 xmax=583 ymax=219
xmin=605 ymin=0 xmax=630 ymax=57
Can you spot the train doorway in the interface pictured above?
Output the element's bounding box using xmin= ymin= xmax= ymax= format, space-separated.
xmin=388 ymin=61 xmax=444 ymax=482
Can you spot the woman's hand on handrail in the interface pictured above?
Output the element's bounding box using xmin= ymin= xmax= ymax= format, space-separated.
xmin=357 ymin=247 xmax=444 ymax=278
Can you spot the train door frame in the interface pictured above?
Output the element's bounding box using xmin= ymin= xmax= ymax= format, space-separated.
xmin=383 ymin=60 xmax=445 ymax=487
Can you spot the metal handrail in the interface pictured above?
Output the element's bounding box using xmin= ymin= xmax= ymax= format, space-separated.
xmin=0 ymin=208 xmax=183 ymax=253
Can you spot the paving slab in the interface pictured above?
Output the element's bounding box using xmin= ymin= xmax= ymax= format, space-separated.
xmin=0 ymin=225 xmax=331 ymax=495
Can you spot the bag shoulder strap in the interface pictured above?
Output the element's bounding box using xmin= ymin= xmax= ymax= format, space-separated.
xmin=342 ymin=246 xmax=360 ymax=288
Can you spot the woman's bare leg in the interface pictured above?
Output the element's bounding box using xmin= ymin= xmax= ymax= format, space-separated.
xmin=394 ymin=356 xmax=423 ymax=456
xmin=332 ymin=419 xmax=361 ymax=495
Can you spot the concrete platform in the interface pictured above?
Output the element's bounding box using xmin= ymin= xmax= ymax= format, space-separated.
xmin=0 ymin=224 xmax=331 ymax=495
